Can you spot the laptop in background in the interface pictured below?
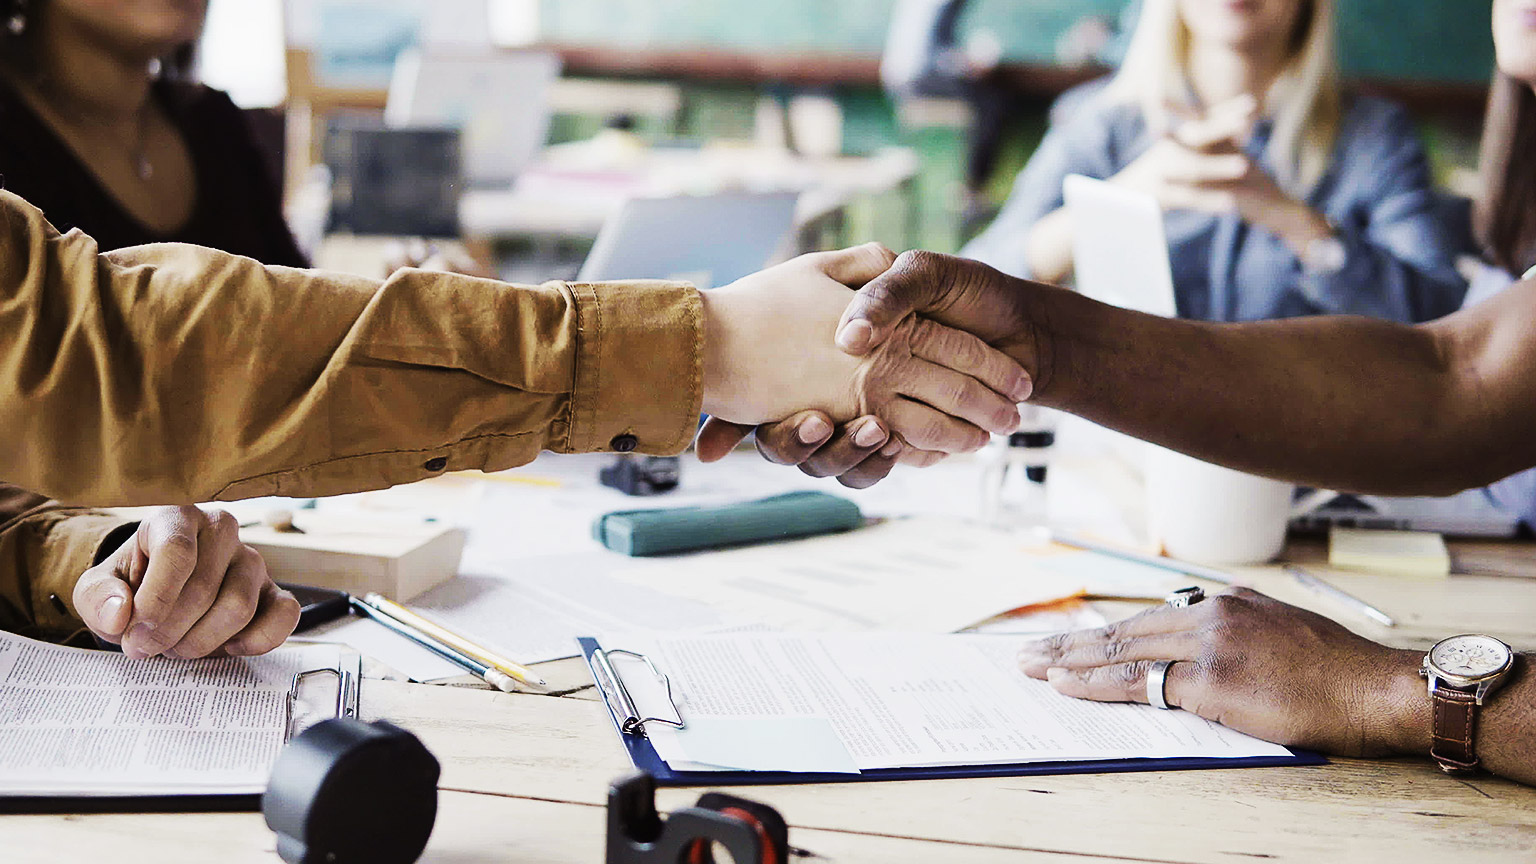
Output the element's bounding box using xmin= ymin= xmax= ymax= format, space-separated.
xmin=1063 ymin=173 xmax=1178 ymax=317
xmin=1063 ymin=174 xmax=1520 ymax=538
xmin=324 ymin=118 xmax=461 ymax=238
xmin=577 ymin=192 xmax=800 ymax=289
xmin=385 ymin=48 xmax=560 ymax=188
xmin=1292 ymin=490 xmax=1522 ymax=539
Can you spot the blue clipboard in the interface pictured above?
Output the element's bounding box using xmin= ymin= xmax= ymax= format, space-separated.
xmin=578 ymin=638 xmax=1325 ymax=786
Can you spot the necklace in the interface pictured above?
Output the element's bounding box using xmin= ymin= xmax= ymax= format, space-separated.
xmin=26 ymin=67 xmax=157 ymax=183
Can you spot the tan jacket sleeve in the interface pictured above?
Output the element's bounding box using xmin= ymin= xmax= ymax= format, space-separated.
xmin=0 ymin=484 xmax=136 ymax=641
xmin=0 ymin=189 xmax=704 ymax=507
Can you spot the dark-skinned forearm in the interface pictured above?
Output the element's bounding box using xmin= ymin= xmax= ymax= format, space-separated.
xmin=1013 ymin=280 xmax=1536 ymax=496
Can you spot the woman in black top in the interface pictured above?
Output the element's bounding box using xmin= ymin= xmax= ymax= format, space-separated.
xmin=0 ymin=0 xmax=305 ymax=656
xmin=0 ymin=0 xmax=305 ymax=265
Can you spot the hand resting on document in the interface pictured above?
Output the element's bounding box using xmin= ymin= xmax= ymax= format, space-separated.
xmin=74 ymin=506 xmax=300 ymax=660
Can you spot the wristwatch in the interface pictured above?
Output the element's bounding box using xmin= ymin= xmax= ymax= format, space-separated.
xmin=1421 ymin=634 xmax=1515 ymax=774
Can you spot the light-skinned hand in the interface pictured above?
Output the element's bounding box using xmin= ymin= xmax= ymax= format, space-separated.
xmin=73 ymin=506 xmax=301 ymax=660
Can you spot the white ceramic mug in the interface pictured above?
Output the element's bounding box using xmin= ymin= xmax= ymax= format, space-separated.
xmin=1145 ymin=446 xmax=1295 ymax=565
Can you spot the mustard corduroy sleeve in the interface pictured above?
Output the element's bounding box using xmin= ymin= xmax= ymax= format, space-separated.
xmin=0 ymin=190 xmax=704 ymax=507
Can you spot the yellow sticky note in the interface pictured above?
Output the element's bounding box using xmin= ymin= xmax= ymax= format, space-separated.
xmin=1329 ymin=527 xmax=1451 ymax=578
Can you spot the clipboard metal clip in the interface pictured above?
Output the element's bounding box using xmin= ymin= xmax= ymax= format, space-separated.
xmin=588 ymin=647 xmax=685 ymax=736
xmin=284 ymin=665 xmax=360 ymax=743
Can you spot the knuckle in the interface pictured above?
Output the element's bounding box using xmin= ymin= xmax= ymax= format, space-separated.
xmin=208 ymin=509 xmax=240 ymax=538
xmin=1207 ymin=592 xmax=1245 ymax=617
xmin=239 ymin=544 xmax=268 ymax=575
xmin=155 ymin=533 xmax=200 ymax=571
xmin=1113 ymin=662 xmax=1147 ymax=687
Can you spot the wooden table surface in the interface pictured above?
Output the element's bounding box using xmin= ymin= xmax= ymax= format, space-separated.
xmin=8 ymin=454 xmax=1536 ymax=862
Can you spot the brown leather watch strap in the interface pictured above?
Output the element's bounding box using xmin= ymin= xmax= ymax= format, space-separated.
xmin=1430 ymin=687 xmax=1480 ymax=773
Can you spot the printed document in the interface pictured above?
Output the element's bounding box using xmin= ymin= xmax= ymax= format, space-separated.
xmin=607 ymin=632 xmax=1291 ymax=774
xmin=0 ymin=632 xmax=347 ymax=797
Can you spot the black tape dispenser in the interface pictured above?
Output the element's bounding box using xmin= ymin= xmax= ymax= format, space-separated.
xmin=607 ymin=773 xmax=792 ymax=864
xmin=262 ymin=718 xmax=441 ymax=864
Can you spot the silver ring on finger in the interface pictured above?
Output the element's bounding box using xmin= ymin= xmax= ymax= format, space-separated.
xmin=1164 ymin=586 xmax=1205 ymax=608
xmin=1146 ymin=659 xmax=1175 ymax=710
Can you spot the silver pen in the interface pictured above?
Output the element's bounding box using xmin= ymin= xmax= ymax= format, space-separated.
xmin=1046 ymin=529 xmax=1234 ymax=585
xmin=1284 ymin=565 xmax=1396 ymax=628
xmin=348 ymin=597 xmax=519 ymax=692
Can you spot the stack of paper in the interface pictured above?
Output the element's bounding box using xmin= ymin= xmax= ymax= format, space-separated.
xmin=1329 ymin=527 xmax=1451 ymax=578
xmin=603 ymin=631 xmax=1294 ymax=776
xmin=0 ymin=632 xmax=347 ymax=798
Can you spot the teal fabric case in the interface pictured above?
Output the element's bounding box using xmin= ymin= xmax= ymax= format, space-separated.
xmin=591 ymin=490 xmax=863 ymax=557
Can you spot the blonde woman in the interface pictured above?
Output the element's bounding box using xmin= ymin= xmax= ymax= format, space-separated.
xmin=963 ymin=0 xmax=1465 ymax=322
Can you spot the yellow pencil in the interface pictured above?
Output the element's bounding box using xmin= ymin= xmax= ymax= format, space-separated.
xmin=360 ymin=593 xmax=549 ymax=688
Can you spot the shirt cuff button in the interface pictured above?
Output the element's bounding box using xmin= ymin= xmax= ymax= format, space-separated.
xmin=423 ymin=457 xmax=448 ymax=472
xmin=610 ymin=434 xmax=638 ymax=453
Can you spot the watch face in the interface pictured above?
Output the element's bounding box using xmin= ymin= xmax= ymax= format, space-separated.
xmin=1429 ymin=635 xmax=1513 ymax=680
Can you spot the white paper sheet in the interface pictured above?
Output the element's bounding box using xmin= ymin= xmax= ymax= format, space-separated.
xmin=608 ymin=518 xmax=1087 ymax=633
xmin=614 ymin=632 xmax=1290 ymax=774
xmin=0 ymin=632 xmax=345 ymax=797
xmin=408 ymin=561 xmax=729 ymax=665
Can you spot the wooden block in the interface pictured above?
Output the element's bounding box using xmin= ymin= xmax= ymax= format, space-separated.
xmin=241 ymin=514 xmax=465 ymax=601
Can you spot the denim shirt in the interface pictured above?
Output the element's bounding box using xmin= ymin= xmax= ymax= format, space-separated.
xmin=962 ymin=80 xmax=1468 ymax=323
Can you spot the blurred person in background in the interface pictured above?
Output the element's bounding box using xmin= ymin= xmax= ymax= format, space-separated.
xmin=881 ymin=0 xmax=1007 ymax=225
xmin=1459 ymin=2 xmax=1536 ymax=529
xmin=0 ymin=0 xmax=304 ymax=263
xmin=963 ymin=0 xmax=1466 ymax=324
xmin=0 ymin=0 xmax=306 ymax=658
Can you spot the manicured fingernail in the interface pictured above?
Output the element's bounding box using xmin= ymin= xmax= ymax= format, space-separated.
xmin=852 ymin=420 xmax=885 ymax=449
xmin=797 ymin=415 xmax=832 ymax=445
xmin=835 ymin=319 xmax=873 ymax=352
xmin=101 ymin=595 xmax=125 ymax=622
xmin=1010 ymin=374 xmax=1033 ymax=402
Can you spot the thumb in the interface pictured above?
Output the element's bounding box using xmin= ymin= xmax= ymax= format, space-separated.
xmin=694 ymin=417 xmax=756 ymax=462
xmin=811 ymin=242 xmax=897 ymax=289
xmin=73 ymin=557 xmax=135 ymax=641
xmin=835 ymin=249 xmax=944 ymax=356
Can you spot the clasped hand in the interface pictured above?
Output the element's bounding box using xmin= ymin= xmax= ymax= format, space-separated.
xmin=698 ymin=244 xmax=1033 ymax=465
xmin=698 ymin=248 xmax=1040 ymax=485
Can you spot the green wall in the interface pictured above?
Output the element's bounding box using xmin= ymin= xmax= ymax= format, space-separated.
xmin=540 ymin=0 xmax=1497 ymax=85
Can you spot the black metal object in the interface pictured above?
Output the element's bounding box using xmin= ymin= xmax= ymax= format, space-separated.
xmin=600 ymin=455 xmax=681 ymax=496
xmin=263 ymin=719 xmax=440 ymax=864
xmin=607 ymin=773 xmax=789 ymax=864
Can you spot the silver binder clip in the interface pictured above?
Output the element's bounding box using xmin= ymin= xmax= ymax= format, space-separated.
xmin=587 ymin=648 xmax=685 ymax=736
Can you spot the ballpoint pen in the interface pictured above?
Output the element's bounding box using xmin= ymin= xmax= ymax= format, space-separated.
xmin=1045 ymin=529 xmax=1235 ymax=585
xmin=358 ymin=593 xmax=549 ymax=688
xmin=1284 ymin=565 xmax=1397 ymax=628
xmin=349 ymin=596 xmax=521 ymax=692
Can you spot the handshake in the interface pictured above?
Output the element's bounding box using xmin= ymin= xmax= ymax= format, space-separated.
xmin=693 ymin=243 xmax=1044 ymax=487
